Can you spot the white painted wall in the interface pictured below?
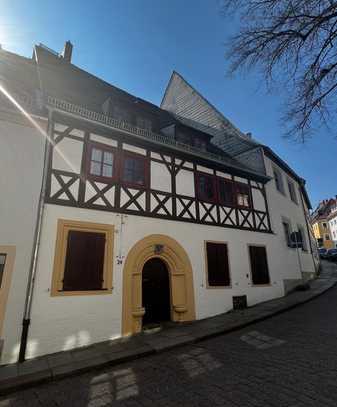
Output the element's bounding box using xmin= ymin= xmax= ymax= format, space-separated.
xmin=263 ymin=154 xmax=316 ymax=281
xmin=150 ymin=161 xmax=171 ymax=193
xmin=0 ymin=119 xmax=316 ymax=364
xmin=0 ymin=118 xmax=45 ymax=364
xmin=14 ymin=202 xmax=291 ymax=361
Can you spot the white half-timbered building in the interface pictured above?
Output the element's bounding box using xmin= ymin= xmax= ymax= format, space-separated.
xmin=0 ymin=42 xmax=318 ymax=364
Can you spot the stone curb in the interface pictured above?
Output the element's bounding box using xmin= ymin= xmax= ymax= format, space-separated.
xmin=0 ymin=266 xmax=336 ymax=395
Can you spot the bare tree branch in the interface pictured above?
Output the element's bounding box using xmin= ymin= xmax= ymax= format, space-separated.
xmin=221 ymin=0 xmax=337 ymax=141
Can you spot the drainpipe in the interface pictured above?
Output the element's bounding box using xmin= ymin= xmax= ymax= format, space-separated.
xmin=18 ymin=110 xmax=53 ymax=362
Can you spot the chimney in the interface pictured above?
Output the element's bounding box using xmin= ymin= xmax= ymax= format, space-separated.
xmin=62 ymin=41 xmax=73 ymax=63
xmin=246 ymin=132 xmax=252 ymax=139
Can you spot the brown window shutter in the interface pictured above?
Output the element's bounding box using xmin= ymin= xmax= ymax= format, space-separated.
xmin=63 ymin=231 xmax=106 ymax=291
xmin=206 ymin=242 xmax=230 ymax=286
xmin=249 ymin=246 xmax=270 ymax=285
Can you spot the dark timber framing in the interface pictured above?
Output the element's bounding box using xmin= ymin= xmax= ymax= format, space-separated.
xmin=46 ymin=112 xmax=272 ymax=234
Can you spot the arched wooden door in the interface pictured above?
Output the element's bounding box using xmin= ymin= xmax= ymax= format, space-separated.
xmin=142 ymin=257 xmax=170 ymax=326
xmin=122 ymin=234 xmax=196 ymax=335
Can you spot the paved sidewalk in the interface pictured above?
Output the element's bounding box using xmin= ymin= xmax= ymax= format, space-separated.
xmin=0 ymin=261 xmax=336 ymax=394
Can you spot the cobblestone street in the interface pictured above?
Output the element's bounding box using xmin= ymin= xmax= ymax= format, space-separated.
xmin=1 ymin=281 xmax=337 ymax=406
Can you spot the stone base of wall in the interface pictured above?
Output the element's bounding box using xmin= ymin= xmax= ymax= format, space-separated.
xmin=283 ymin=279 xmax=303 ymax=295
xmin=301 ymin=271 xmax=316 ymax=281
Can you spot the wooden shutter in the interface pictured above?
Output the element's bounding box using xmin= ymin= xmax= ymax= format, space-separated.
xmin=0 ymin=254 xmax=6 ymax=288
xmin=249 ymin=246 xmax=270 ymax=285
xmin=63 ymin=231 xmax=106 ymax=291
xmin=206 ymin=242 xmax=230 ymax=286
xmin=218 ymin=179 xmax=234 ymax=206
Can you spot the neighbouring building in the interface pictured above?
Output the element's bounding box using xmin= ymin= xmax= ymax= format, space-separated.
xmin=328 ymin=200 xmax=337 ymax=248
xmin=311 ymin=198 xmax=337 ymax=249
xmin=0 ymin=42 xmax=318 ymax=365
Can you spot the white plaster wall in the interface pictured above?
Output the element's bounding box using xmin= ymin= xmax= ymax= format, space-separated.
xmin=176 ymin=169 xmax=195 ymax=197
xmin=0 ymin=119 xmax=45 ymax=364
xmin=52 ymin=137 xmax=83 ymax=174
xmin=150 ymin=162 xmax=171 ymax=193
xmin=0 ymin=122 xmax=316 ymax=363
xmin=251 ymin=188 xmax=266 ymax=212
xmin=21 ymin=202 xmax=291 ymax=361
xmin=263 ymin=155 xmax=316 ymax=279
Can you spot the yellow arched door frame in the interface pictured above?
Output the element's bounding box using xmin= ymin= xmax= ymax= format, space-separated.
xmin=122 ymin=234 xmax=196 ymax=335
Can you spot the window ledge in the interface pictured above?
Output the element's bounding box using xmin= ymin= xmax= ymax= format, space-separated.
xmin=51 ymin=289 xmax=113 ymax=297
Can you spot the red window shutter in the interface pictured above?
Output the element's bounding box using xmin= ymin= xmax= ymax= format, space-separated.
xmin=197 ymin=174 xmax=217 ymax=203
xmin=63 ymin=231 xmax=106 ymax=291
xmin=218 ymin=179 xmax=234 ymax=206
xmin=121 ymin=153 xmax=147 ymax=187
xmin=0 ymin=254 xmax=6 ymax=289
xmin=249 ymin=246 xmax=270 ymax=285
xmin=206 ymin=242 xmax=230 ymax=286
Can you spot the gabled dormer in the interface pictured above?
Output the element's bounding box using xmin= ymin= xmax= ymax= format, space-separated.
xmin=160 ymin=120 xmax=211 ymax=151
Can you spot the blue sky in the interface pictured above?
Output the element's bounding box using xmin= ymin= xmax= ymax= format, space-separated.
xmin=1 ymin=0 xmax=336 ymax=208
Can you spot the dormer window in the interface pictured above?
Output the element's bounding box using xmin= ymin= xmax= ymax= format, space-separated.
xmin=136 ymin=117 xmax=152 ymax=131
xmin=176 ymin=132 xmax=191 ymax=145
xmin=176 ymin=132 xmax=207 ymax=150
xmin=194 ymin=137 xmax=207 ymax=150
xmin=114 ymin=105 xmax=130 ymax=123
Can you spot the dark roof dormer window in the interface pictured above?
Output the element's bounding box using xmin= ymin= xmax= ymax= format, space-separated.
xmin=114 ymin=105 xmax=130 ymax=123
xmin=136 ymin=117 xmax=152 ymax=131
xmin=176 ymin=132 xmax=191 ymax=145
xmin=194 ymin=137 xmax=207 ymax=151
xmin=176 ymin=131 xmax=208 ymax=151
